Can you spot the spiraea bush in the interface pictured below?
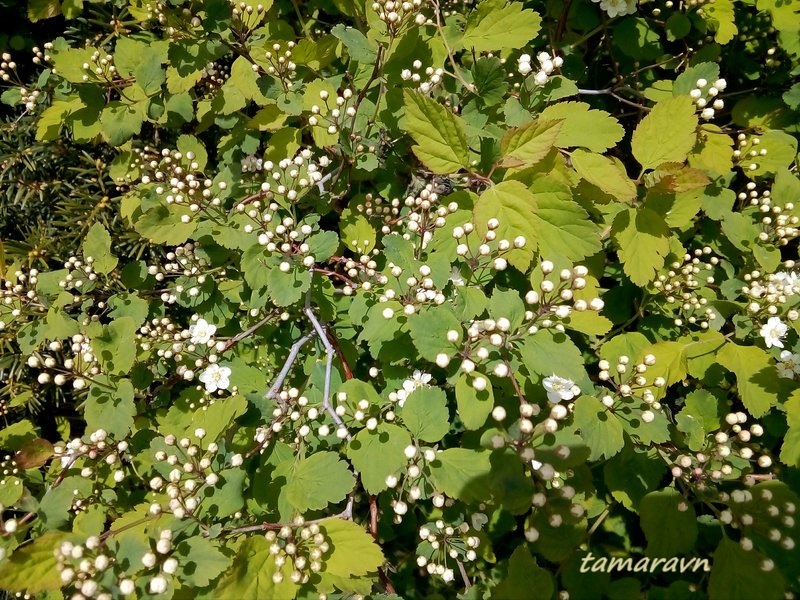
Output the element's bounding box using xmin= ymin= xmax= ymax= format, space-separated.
xmin=0 ymin=0 xmax=799 ymax=598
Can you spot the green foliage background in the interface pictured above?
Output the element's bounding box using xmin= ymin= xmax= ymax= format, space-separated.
xmin=0 ymin=0 xmax=799 ymax=598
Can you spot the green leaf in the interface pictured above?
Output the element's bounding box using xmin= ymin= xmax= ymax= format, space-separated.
xmin=781 ymin=390 xmax=800 ymax=467
xmin=85 ymin=376 xmax=135 ymax=438
xmin=539 ymin=102 xmax=624 ymax=152
xmin=403 ymin=90 xmax=469 ymax=174
xmin=492 ymin=546 xmax=554 ymax=600
xmin=331 ymin=25 xmax=377 ymax=63
xmin=28 ymin=0 xmax=61 ymax=21
xmin=612 ymin=207 xmax=671 ymax=286
xmin=640 ymin=488 xmax=698 ymax=556
xmin=473 ymin=181 xmax=537 ymax=270
xmin=571 ymin=149 xmax=636 ymax=202
xmin=82 ymin=222 xmax=117 ymax=275
xmin=284 ymin=452 xmax=355 ymax=512
xmin=175 ymin=537 xmax=231 ymax=587
xmin=500 ymin=120 xmax=563 ymax=167
xmin=346 ymin=424 xmax=412 ymax=494
xmin=266 ymin=265 xmax=311 ymax=307
xmin=134 ymin=203 xmax=197 ymax=244
xmin=0 ymin=532 xmax=67 ymax=592
xmin=631 ymin=96 xmax=698 ymax=171
xmin=428 ymin=448 xmax=491 ymax=501
xmin=530 ymin=178 xmax=603 ymax=261
xmin=400 ymin=386 xmax=450 ymax=443
xmin=573 ymin=396 xmax=624 ymax=460
xmin=321 ymin=519 xmax=385 ymax=578
xmin=461 ymin=1 xmax=542 ymax=53
xmin=340 ymin=205 xmax=376 ymax=254
xmin=700 ymin=0 xmax=737 ymax=43
xmin=100 ymin=101 xmax=147 ymax=146
xmin=604 ymin=448 xmax=665 ymax=511
xmin=717 ymin=343 xmax=782 ymax=418
xmin=407 ymin=306 xmax=461 ymax=362
xmin=90 ymin=316 xmax=138 ymax=375
xmin=455 ymin=372 xmax=494 ymax=430
xmin=709 ymin=538 xmax=784 ymax=600
xmin=472 ymin=57 xmax=509 ymax=106
xmin=215 ymin=537 xmax=297 ymax=600
xmin=517 ymin=329 xmax=588 ymax=386
xmin=159 ymin=394 xmax=247 ymax=442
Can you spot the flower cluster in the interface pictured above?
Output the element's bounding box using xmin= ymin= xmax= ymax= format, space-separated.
xmin=689 ymin=77 xmax=726 ymax=120
xmin=416 ymin=521 xmax=480 ymax=583
xmin=80 ymin=50 xmax=118 ymax=83
xmin=197 ymin=61 xmax=230 ymax=95
xmin=28 ymin=334 xmax=96 ymax=391
xmin=591 ymin=0 xmax=637 ymax=18
xmin=649 ymin=248 xmax=718 ymax=329
xmin=54 ymin=429 xmax=129 ymax=486
xmin=371 ymin=0 xmax=428 ymax=31
xmin=265 ymin=519 xmax=331 ymax=584
xmin=386 ymin=444 xmax=450 ymax=523
xmin=238 ymin=148 xmax=330 ymax=204
xmin=733 ymin=134 xmax=771 ymax=172
xmin=142 ymin=243 xmax=212 ymax=305
xmin=259 ymin=41 xmax=298 ymax=91
xmin=55 ymin=538 xmax=117 ymax=600
xmin=719 ymin=486 xmax=797 ymax=554
xmin=518 ymin=51 xmax=563 ymax=85
xmin=308 ymin=88 xmax=356 ymax=137
xmin=598 ymin=353 xmax=663 ymax=418
xmin=744 ymin=182 xmax=800 ymax=247
xmin=401 ymin=61 xmax=446 ymax=94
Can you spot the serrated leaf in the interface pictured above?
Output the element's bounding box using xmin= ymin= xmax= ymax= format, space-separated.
xmin=85 ymin=376 xmax=135 ymax=438
xmin=401 ymin=386 xmax=450 ymax=442
xmin=500 ymin=119 xmax=563 ymax=167
xmin=573 ymin=396 xmax=624 ymax=460
xmin=612 ymin=207 xmax=671 ymax=286
xmin=82 ymin=222 xmax=117 ymax=275
xmin=571 ymin=149 xmax=636 ymax=202
xmin=321 ymin=519 xmax=385 ymax=577
xmin=266 ymin=265 xmax=311 ymax=307
xmin=215 ymin=537 xmax=297 ymax=600
xmin=403 ymin=90 xmax=469 ymax=174
xmin=640 ymin=488 xmax=698 ymax=556
xmin=91 ymin=316 xmax=138 ymax=375
xmin=709 ymin=538 xmax=784 ymax=600
xmin=455 ymin=373 xmax=494 ymax=430
xmin=0 ymin=532 xmax=67 ymax=592
xmin=539 ymin=102 xmax=624 ymax=152
xmin=428 ymin=448 xmax=491 ymax=501
xmin=284 ymin=452 xmax=355 ymax=512
xmin=462 ymin=1 xmax=542 ymax=53
xmin=492 ymin=546 xmax=554 ymax=600
xmin=346 ymin=424 xmax=411 ymax=494
xmin=407 ymin=306 xmax=461 ymax=362
xmin=473 ymin=181 xmax=537 ymax=270
xmin=717 ymin=343 xmax=783 ymax=417
xmin=631 ymin=96 xmax=698 ymax=171
xmin=175 ymin=537 xmax=231 ymax=587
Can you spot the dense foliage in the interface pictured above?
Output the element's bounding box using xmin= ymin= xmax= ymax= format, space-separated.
xmin=1 ymin=0 xmax=800 ymax=598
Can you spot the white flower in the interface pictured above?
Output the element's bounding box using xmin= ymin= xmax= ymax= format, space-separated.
xmin=542 ymin=374 xmax=579 ymax=404
xmin=760 ymin=316 xmax=788 ymax=349
xmin=395 ymin=370 xmax=432 ymax=407
xmin=189 ymin=318 xmax=217 ymax=344
xmin=449 ymin=266 xmax=465 ymax=287
xmin=199 ymin=364 xmax=231 ymax=393
xmin=773 ymin=271 xmax=800 ymax=295
xmin=777 ymin=350 xmax=800 ymax=378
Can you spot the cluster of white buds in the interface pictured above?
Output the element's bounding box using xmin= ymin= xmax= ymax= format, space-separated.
xmin=597 ymin=354 xmax=664 ymax=424
xmin=453 ymin=218 xmax=527 ymax=277
xmin=136 ymin=529 xmax=181 ymax=595
xmin=80 ymin=50 xmax=117 ymax=83
xmin=27 ymin=334 xmax=96 ymax=390
xmin=776 ymin=349 xmax=800 ymax=379
xmin=55 ymin=538 xmax=117 ymax=600
xmin=53 ymin=430 xmax=129 ymax=486
xmin=518 ymin=51 xmax=563 ymax=85
xmin=150 ymin=431 xmax=236 ymax=519
xmin=0 ymin=52 xmax=18 ymax=82
xmin=258 ymin=41 xmax=297 ymax=91
xmin=371 ymin=0 xmax=428 ymax=30
xmin=387 ymin=370 xmax=432 ymax=407
xmin=263 ymin=388 xmax=348 ymax=445
xmin=135 ymin=147 xmax=220 ymax=222
xmin=689 ymin=77 xmax=726 ymax=120
xmin=265 ymin=519 xmax=331 ymax=584
xmin=386 ymin=443 xmax=450 ymax=523
xmin=309 ymin=88 xmax=355 ymax=137
xmin=733 ymin=134 xmax=771 ymax=172
xmin=31 ymin=44 xmax=53 ymax=67
xmin=740 ymin=182 xmax=800 ymax=247
xmin=416 ymin=521 xmax=479 ymax=583
xmin=0 ymin=454 xmax=21 ymax=492
xmin=377 ymin=264 xmax=450 ymax=317
xmin=524 ymin=485 xmax=586 ymax=542
xmin=241 ymin=154 xmax=265 ymax=173
xmin=231 ymin=0 xmax=271 ymax=22
xmin=489 ymin=400 xmax=567 ymax=471
xmin=17 ymin=87 xmax=42 ymax=112
xmin=650 ymin=248 xmax=718 ymax=328
xmin=670 ymin=411 xmax=770 ymax=489
xmin=591 ymin=0 xmax=636 ymax=18
xmin=59 ymin=254 xmax=101 ymax=292
xmin=239 ymin=148 xmax=329 ymax=204
xmin=2 ymin=268 xmax=42 ymax=324
xmin=400 ymin=60 xmax=446 ymax=94
xmin=742 ymin=265 xmax=800 ymax=326
xmin=718 ymin=486 xmax=797 ymax=555
xmin=197 ymin=61 xmax=230 ymax=95
xmin=142 ymin=243 xmax=210 ymax=305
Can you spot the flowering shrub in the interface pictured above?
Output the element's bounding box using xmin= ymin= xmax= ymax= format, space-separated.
xmin=0 ymin=0 xmax=799 ymax=598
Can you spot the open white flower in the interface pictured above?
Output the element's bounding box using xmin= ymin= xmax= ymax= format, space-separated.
xmin=395 ymin=370 xmax=432 ymax=407
xmin=199 ymin=364 xmax=231 ymax=393
xmin=542 ymin=374 xmax=579 ymax=404
xmin=760 ymin=316 xmax=788 ymax=349
xmin=777 ymin=350 xmax=800 ymax=378
xmin=773 ymin=271 xmax=800 ymax=295
xmin=189 ymin=318 xmax=216 ymax=344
